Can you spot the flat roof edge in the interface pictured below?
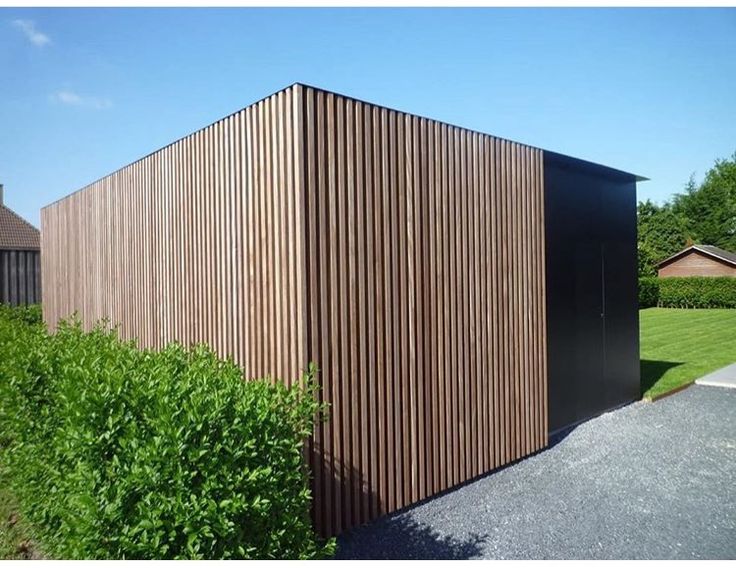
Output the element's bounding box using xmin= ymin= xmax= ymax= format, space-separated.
xmin=543 ymin=150 xmax=647 ymax=183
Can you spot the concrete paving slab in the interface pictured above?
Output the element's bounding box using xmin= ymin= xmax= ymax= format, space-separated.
xmin=696 ymin=363 xmax=736 ymax=389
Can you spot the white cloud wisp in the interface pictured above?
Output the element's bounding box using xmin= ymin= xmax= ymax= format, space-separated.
xmin=51 ymin=90 xmax=113 ymax=110
xmin=12 ymin=19 xmax=51 ymax=47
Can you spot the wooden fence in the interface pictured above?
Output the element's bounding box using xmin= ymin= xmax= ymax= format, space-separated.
xmin=1 ymin=249 xmax=41 ymax=306
xmin=42 ymin=83 xmax=547 ymax=537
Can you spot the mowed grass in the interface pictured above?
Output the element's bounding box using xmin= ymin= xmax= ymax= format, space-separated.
xmin=640 ymin=308 xmax=736 ymax=399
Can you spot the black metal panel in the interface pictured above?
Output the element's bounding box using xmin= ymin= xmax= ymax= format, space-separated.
xmin=544 ymin=153 xmax=640 ymax=433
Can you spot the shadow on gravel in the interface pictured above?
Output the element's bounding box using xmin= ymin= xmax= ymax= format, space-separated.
xmin=336 ymin=514 xmax=487 ymax=559
xmin=315 ymin=450 xmax=488 ymax=560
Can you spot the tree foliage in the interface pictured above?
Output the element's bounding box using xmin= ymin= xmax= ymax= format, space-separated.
xmin=672 ymin=155 xmax=736 ymax=251
xmin=636 ymin=200 xmax=688 ymax=277
xmin=638 ymin=152 xmax=736 ymax=276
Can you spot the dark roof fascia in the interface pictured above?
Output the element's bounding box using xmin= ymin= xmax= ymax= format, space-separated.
xmin=543 ymin=150 xmax=647 ymax=183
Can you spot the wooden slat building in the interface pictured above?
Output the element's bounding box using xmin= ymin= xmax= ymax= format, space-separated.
xmin=0 ymin=185 xmax=42 ymax=306
xmin=41 ymin=84 xmax=642 ymax=537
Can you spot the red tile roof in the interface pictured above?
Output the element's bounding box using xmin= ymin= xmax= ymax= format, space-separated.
xmin=0 ymin=204 xmax=40 ymax=250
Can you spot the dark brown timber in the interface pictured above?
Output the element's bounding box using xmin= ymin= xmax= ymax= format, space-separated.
xmin=42 ymin=84 xmax=550 ymax=537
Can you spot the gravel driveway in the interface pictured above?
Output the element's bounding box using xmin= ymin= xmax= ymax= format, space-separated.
xmin=337 ymin=385 xmax=736 ymax=559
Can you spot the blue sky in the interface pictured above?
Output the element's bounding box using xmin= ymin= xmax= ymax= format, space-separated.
xmin=2 ymin=7 xmax=735 ymax=227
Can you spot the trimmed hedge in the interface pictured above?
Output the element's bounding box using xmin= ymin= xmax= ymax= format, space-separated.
xmin=658 ymin=276 xmax=736 ymax=309
xmin=0 ymin=310 xmax=333 ymax=559
xmin=0 ymin=303 xmax=42 ymax=326
xmin=639 ymin=276 xmax=736 ymax=309
xmin=638 ymin=277 xmax=660 ymax=308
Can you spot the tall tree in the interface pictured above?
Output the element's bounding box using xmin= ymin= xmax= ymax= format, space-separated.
xmin=672 ymin=153 xmax=736 ymax=251
xmin=637 ymin=200 xmax=688 ymax=276
xmin=637 ymin=152 xmax=736 ymax=276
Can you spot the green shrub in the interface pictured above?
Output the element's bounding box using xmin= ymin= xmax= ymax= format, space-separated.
xmin=658 ymin=276 xmax=736 ymax=309
xmin=638 ymin=277 xmax=660 ymax=308
xmin=0 ymin=304 xmax=43 ymax=326
xmin=0 ymin=314 xmax=333 ymax=559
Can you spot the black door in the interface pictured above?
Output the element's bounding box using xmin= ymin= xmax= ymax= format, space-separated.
xmin=545 ymin=154 xmax=640 ymax=434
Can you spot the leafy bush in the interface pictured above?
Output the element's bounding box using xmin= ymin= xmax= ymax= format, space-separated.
xmin=0 ymin=303 xmax=42 ymax=326
xmin=0 ymin=314 xmax=333 ymax=559
xmin=658 ymin=276 xmax=736 ymax=309
xmin=638 ymin=277 xmax=660 ymax=308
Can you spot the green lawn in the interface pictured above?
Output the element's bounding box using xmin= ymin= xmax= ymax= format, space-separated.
xmin=640 ymin=308 xmax=736 ymax=399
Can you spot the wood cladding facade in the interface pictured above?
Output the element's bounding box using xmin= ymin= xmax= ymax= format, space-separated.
xmin=42 ymin=87 xmax=306 ymax=384
xmin=42 ymin=84 xmax=548 ymax=537
xmin=300 ymin=89 xmax=547 ymax=535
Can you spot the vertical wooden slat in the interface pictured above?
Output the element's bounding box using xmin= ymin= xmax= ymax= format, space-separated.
xmin=428 ymin=119 xmax=440 ymax=495
xmin=303 ymin=86 xmax=324 ymax=536
xmin=382 ymin=107 xmax=395 ymax=513
xmin=539 ymin=149 xmax=549 ymax=447
xmin=410 ymin=114 xmax=422 ymax=503
xmin=459 ymin=128 xmax=470 ymax=480
xmin=449 ymin=126 xmax=460 ymax=487
xmin=365 ymin=103 xmax=379 ymax=521
xmin=440 ymin=121 xmax=452 ymax=492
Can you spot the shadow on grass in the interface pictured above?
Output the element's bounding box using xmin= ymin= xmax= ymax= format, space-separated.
xmin=640 ymin=359 xmax=683 ymax=396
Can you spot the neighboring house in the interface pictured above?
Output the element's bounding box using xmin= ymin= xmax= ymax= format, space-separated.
xmin=658 ymin=244 xmax=736 ymax=278
xmin=0 ymin=184 xmax=42 ymax=305
xmin=41 ymin=83 xmax=643 ymax=537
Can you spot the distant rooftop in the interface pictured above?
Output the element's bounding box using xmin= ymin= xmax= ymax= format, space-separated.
xmin=0 ymin=186 xmax=40 ymax=250
xmin=658 ymin=244 xmax=736 ymax=268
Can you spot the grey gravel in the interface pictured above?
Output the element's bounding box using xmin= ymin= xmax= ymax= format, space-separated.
xmin=336 ymin=385 xmax=736 ymax=559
